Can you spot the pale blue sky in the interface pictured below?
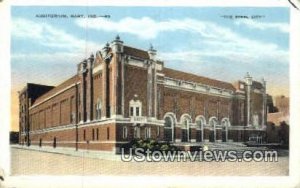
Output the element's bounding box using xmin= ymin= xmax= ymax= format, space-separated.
xmin=11 ymin=6 xmax=289 ymax=96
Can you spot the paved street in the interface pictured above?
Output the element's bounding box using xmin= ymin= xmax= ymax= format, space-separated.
xmin=11 ymin=147 xmax=289 ymax=176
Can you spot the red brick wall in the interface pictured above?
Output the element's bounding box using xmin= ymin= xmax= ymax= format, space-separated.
xmin=29 ymin=86 xmax=77 ymax=130
xmin=124 ymin=64 xmax=148 ymax=117
xmin=161 ymin=87 xmax=231 ymax=123
xmin=115 ymin=123 xmax=164 ymax=142
xmin=28 ymin=123 xmax=119 ymax=151
xmin=93 ymin=71 xmax=103 ymax=120
xmin=194 ymin=97 xmax=205 ymax=119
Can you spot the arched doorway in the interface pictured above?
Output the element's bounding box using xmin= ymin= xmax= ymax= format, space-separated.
xmin=195 ymin=115 xmax=206 ymax=142
xmin=209 ymin=117 xmax=218 ymax=142
xmin=181 ymin=114 xmax=192 ymax=142
xmin=163 ymin=113 xmax=176 ymax=142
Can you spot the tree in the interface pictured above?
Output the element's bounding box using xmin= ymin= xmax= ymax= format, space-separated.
xmin=278 ymin=121 xmax=289 ymax=145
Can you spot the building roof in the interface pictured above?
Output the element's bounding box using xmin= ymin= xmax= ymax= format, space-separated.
xmin=163 ymin=68 xmax=236 ymax=91
xmin=33 ymin=74 xmax=79 ymax=105
xmin=252 ymin=81 xmax=263 ymax=89
xmin=123 ymin=45 xmax=150 ymax=59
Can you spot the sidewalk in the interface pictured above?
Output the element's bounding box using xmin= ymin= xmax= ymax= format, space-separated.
xmin=11 ymin=145 xmax=122 ymax=161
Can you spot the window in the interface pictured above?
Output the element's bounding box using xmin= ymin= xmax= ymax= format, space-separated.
xmin=183 ymin=119 xmax=189 ymax=129
xmin=145 ymin=127 xmax=151 ymax=139
xmin=134 ymin=127 xmax=140 ymax=138
xmin=122 ymin=126 xmax=128 ymax=139
xmin=53 ymin=137 xmax=57 ymax=148
xmin=92 ymin=129 xmax=95 ymax=140
xmin=157 ymin=126 xmax=160 ymax=137
xmin=252 ymin=114 xmax=259 ymax=127
xmin=95 ymin=99 xmax=102 ymax=120
xmin=196 ymin=119 xmax=203 ymax=130
xmin=130 ymin=107 xmax=134 ymax=116
xmin=96 ymin=128 xmax=99 ymax=140
xmin=70 ymin=112 xmax=75 ymax=124
xmin=107 ymin=127 xmax=110 ymax=140
xmin=83 ymin=129 xmax=86 ymax=141
xmin=240 ymin=83 xmax=244 ymax=89
xmin=181 ymin=116 xmax=191 ymax=142
xmin=129 ymin=99 xmax=142 ymax=117
xmin=78 ymin=93 xmax=81 ymax=105
xmin=164 ymin=117 xmax=172 ymax=128
xmin=164 ymin=116 xmax=174 ymax=142
xmin=209 ymin=118 xmax=217 ymax=127
xmin=196 ymin=120 xmax=202 ymax=129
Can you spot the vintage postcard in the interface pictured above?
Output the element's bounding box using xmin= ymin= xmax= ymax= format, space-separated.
xmin=1 ymin=0 xmax=300 ymax=187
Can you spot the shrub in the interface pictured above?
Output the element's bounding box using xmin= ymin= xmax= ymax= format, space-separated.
xmin=121 ymin=138 xmax=179 ymax=154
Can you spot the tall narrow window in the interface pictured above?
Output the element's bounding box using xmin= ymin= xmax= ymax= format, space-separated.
xmin=145 ymin=127 xmax=151 ymax=139
xmin=83 ymin=129 xmax=86 ymax=141
xmin=95 ymin=99 xmax=102 ymax=120
xmin=123 ymin=126 xmax=128 ymax=139
xmin=134 ymin=126 xmax=140 ymax=138
xmin=53 ymin=137 xmax=57 ymax=148
xmin=107 ymin=127 xmax=110 ymax=140
xmin=92 ymin=129 xmax=95 ymax=140
xmin=96 ymin=128 xmax=99 ymax=140
xmin=130 ymin=107 xmax=134 ymax=116
xmin=78 ymin=93 xmax=81 ymax=106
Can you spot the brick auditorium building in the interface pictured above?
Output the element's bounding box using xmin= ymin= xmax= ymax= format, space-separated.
xmin=19 ymin=36 xmax=267 ymax=153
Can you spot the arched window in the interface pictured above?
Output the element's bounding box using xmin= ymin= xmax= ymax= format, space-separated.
xmin=196 ymin=120 xmax=202 ymax=129
xmin=209 ymin=117 xmax=218 ymax=127
xmin=164 ymin=115 xmax=174 ymax=142
xmin=195 ymin=116 xmax=206 ymax=129
xmin=221 ymin=118 xmax=231 ymax=127
xmin=180 ymin=115 xmax=191 ymax=129
xmin=183 ymin=119 xmax=189 ymax=129
xmin=195 ymin=116 xmax=205 ymax=142
xmin=180 ymin=115 xmax=191 ymax=142
xmin=165 ymin=116 xmax=172 ymax=128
